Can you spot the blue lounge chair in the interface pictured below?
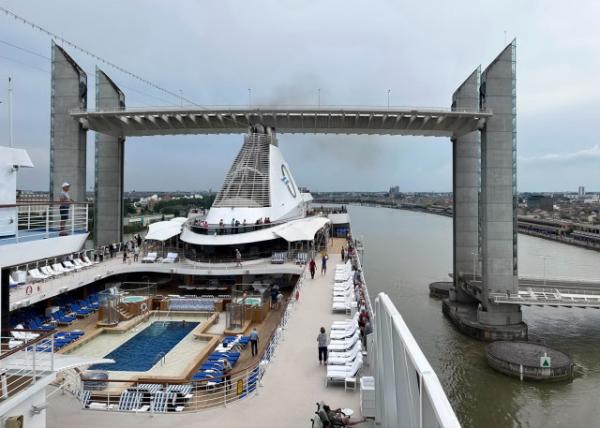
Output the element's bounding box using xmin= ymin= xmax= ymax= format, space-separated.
xmin=69 ymin=303 xmax=92 ymax=317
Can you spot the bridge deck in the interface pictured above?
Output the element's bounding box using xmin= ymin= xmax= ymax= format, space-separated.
xmin=71 ymin=106 xmax=490 ymax=138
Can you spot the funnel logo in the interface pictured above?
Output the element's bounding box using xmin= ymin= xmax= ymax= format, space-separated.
xmin=281 ymin=164 xmax=297 ymax=198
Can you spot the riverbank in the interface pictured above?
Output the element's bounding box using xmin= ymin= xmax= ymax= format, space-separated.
xmin=316 ymin=200 xmax=600 ymax=253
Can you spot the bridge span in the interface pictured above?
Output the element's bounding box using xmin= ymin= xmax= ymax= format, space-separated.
xmin=70 ymin=106 xmax=490 ymax=138
xmin=468 ymin=277 xmax=600 ymax=309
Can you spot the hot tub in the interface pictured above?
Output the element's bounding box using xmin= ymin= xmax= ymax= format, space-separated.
xmin=235 ymin=297 xmax=262 ymax=306
xmin=122 ymin=296 xmax=146 ymax=304
xmin=121 ymin=295 xmax=149 ymax=316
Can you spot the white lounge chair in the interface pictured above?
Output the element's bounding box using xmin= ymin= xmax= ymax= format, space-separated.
xmin=40 ymin=265 xmax=57 ymax=277
xmin=52 ymin=263 xmax=69 ymax=275
xmin=326 ymin=355 xmax=363 ymax=385
xmin=333 ymin=279 xmax=353 ymax=290
xmin=12 ymin=324 xmax=39 ymax=341
xmin=332 ymin=293 xmax=353 ymax=302
xmin=63 ymin=260 xmax=82 ymax=271
xmin=334 ymin=273 xmax=352 ymax=283
xmin=28 ymin=268 xmax=48 ymax=281
xmin=73 ymin=258 xmax=88 ymax=269
xmin=331 ymin=313 xmax=359 ymax=330
xmin=328 ymin=338 xmax=361 ymax=355
xmin=11 ymin=270 xmax=27 ymax=285
xmin=330 ymin=323 xmax=358 ymax=340
xmin=331 ymin=299 xmax=356 ymax=313
xmin=83 ymin=255 xmax=98 ymax=265
xmin=328 ymin=331 xmax=360 ymax=352
xmin=9 ymin=275 xmax=18 ymax=288
xmin=142 ymin=252 xmax=158 ymax=263
xmin=328 ymin=343 xmax=362 ymax=365
xmin=332 ymin=287 xmax=354 ymax=298
xmin=161 ymin=252 xmax=179 ymax=263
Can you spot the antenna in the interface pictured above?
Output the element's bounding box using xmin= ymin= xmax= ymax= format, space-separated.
xmin=8 ymin=76 xmax=13 ymax=148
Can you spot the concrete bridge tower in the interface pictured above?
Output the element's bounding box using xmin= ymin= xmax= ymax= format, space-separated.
xmin=448 ymin=40 xmax=527 ymax=340
xmin=49 ymin=41 xmax=87 ymax=204
xmin=94 ymin=68 xmax=125 ymax=246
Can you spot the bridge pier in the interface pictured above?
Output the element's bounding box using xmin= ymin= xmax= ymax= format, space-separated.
xmin=445 ymin=40 xmax=527 ymax=341
xmin=50 ymin=41 xmax=88 ymax=203
xmin=94 ymin=68 xmax=125 ymax=246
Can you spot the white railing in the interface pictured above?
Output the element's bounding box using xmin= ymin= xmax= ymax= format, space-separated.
xmin=63 ymin=274 xmax=304 ymax=413
xmin=73 ymin=105 xmax=491 ymax=115
xmin=373 ymin=293 xmax=460 ymax=428
xmin=0 ymin=202 xmax=89 ymax=244
xmin=0 ymin=331 xmax=55 ymax=400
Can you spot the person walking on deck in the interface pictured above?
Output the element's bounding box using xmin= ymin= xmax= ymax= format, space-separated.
xmin=309 ymin=258 xmax=316 ymax=279
xmin=250 ymin=327 xmax=259 ymax=356
xmin=321 ymin=253 xmax=328 ymax=275
xmin=235 ymin=248 xmax=242 ymax=267
xmin=341 ymin=246 xmax=345 ymax=263
xmin=317 ymin=327 xmax=329 ymax=365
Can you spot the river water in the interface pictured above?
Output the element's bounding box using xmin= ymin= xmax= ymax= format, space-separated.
xmin=348 ymin=204 xmax=600 ymax=428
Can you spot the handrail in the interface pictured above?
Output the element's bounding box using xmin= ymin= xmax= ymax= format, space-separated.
xmin=0 ymin=201 xmax=90 ymax=208
xmin=0 ymin=328 xmax=54 ymax=360
xmin=184 ymin=212 xmax=326 ymax=235
xmin=72 ymin=105 xmax=491 ymax=115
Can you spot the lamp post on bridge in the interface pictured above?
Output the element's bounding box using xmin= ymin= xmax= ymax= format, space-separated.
xmin=318 ymin=88 xmax=321 ymax=108
xmin=387 ymin=89 xmax=391 ymax=111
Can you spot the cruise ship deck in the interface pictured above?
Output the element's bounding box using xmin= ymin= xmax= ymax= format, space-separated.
xmin=47 ymin=250 xmax=371 ymax=427
xmin=10 ymin=255 xmax=304 ymax=311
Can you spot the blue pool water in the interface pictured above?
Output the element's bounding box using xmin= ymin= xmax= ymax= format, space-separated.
xmin=90 ymin=321 xmax=198 ymax=372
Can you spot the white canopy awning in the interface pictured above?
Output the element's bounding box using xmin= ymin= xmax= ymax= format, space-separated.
xmin=144 ymin=217 xmax=187 ymax=241
xmin=180 ymin=216 xmax=331 ymax=246
xmin=274 ymin=216 xmax=330 ymax=242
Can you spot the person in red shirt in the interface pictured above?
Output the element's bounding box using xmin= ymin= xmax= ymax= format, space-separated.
xmin=309 ymin=258 xmax=317 ymax=279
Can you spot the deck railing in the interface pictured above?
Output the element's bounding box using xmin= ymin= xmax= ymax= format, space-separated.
xmin=373 ymin=293 xmax=460 ymax=428
xmin=0 ymin=329 xmax=55 ymax=401
xmin=0 ymin=202 xmax=89 ymax=244
xmin=61 ymin=275 xmax=304 ymax=413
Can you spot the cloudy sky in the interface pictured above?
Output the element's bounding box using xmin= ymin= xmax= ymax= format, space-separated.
xmin=0 ymin=1 xmax=599 ymax=192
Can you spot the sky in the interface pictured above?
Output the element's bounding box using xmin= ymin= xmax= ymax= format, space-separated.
xmin=0 ymin=0 xmax=599 ymax=193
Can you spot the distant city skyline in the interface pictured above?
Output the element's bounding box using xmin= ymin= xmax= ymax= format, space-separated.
xmin=1 ymin=1 xmax=599 ymax=193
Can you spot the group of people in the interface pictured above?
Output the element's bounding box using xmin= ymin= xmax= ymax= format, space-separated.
xmin=92 ymin=234 xmax=143 ymax=264
xmin=308 ymin=252 xmax=329 ymax=279
xmin=122 ymin=236 xmax=143 ymax=264
xmin=212 ymin=217 xmax=273 ymax=235
xmin=270 ymin=285 xmax=284 ymax=310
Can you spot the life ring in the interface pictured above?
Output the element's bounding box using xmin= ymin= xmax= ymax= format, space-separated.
xmin=26 ymin=285 xmax=33 ymax=295
xmin=140 ymin=302 xmax=148 ymax=312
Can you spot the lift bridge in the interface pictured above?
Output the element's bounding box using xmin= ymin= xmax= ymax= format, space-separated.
xmin=48 ymin=37 xmax=592 ymax=339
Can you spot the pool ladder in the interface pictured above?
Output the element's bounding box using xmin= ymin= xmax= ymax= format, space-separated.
xmin=156 ymin=351 xmax=167 ymax=366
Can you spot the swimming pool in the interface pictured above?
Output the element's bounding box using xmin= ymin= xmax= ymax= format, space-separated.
xmin=89 ymin=321 xmax=198 ymax=372
xmin=122 ymin=295 xmax=146 ymax=303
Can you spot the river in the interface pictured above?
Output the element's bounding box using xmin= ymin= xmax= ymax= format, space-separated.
xmin=347 ymin=204 xmax=600 ymax=428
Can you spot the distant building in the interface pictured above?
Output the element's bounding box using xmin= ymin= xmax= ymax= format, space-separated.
xmin=389 ymin=185 xmax=400 ymax=198
xmin=578 ymin=186 xmax=585 ymax=198
xmin=526 ymin=194 xmax=554 ymax=211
